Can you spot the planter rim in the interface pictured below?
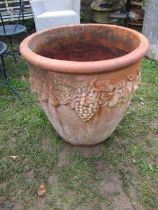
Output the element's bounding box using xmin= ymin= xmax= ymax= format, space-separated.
xmin=20 ymin=24 xmax=149 ymax=74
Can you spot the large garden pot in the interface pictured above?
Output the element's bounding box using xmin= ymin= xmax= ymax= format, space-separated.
xmin=20 ymin=24 xmax=149 ymax=146
xmin=90 ymin=1 xmax=120 ymax=23
xmin=128 ymin=8 xmax=145 ymax=32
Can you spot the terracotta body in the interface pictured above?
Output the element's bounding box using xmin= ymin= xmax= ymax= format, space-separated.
xmin=20 ymin=24 xmax=149 ymax=146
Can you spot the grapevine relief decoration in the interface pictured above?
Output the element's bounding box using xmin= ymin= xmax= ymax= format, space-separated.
xmin=30 ymin=70 xmax=140 ymax=122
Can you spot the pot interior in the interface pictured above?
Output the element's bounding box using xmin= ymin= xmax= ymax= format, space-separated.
xmin=29 ymin=25 xmax=141 ymax=62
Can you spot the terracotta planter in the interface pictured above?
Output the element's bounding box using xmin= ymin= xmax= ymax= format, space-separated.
xmin=128 ymin=8 xmax=144 ymax=32
xmin=90 ymin=6 xmax=120 ymax=23
xmin=20 ymin=24 xmax=149 ymax=146
xmin=90 ymin=1 xmax=120 ymax=23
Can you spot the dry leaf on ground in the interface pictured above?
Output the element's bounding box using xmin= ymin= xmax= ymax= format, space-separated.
xmin=37 ymin=184 xmax=46 ymax=197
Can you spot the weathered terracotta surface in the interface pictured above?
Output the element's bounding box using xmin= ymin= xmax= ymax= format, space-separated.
xmin=20 ymin=24 xmax=149 ymax=146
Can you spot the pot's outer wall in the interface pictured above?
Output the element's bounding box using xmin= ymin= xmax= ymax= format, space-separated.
xmin=29 ymin=62 xmax=140 ymax=145
xmin=20 ymin=24 xmax=149 ymax=146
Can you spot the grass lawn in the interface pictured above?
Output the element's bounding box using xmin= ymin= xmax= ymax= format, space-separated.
xmin=0 ymin=50 xmax=158 ymax=210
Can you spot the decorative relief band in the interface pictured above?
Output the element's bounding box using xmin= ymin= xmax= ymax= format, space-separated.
xmin=30 ymin=70 xmax=140 ymax=122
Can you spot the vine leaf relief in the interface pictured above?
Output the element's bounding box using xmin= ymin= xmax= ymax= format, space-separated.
xmin=30 ymin=71 xmax=140 ymax=122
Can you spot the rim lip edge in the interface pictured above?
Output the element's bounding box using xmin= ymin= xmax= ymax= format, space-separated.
xmin=20 ymin=24 xmax=149 ymax=74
